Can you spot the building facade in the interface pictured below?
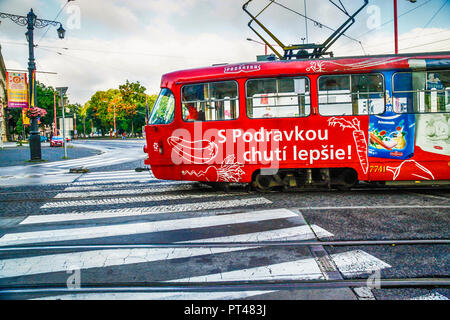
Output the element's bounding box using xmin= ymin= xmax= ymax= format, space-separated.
xmin=0 ymin=45 xmax=7 ymax=143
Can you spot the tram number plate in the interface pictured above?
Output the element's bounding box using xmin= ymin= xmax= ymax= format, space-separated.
xmin=369 ymin=165 xmax=387 ymax=173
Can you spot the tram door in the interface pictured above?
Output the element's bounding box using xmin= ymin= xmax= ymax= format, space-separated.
xmin=145 ymin=88 xmax=176 ymax=167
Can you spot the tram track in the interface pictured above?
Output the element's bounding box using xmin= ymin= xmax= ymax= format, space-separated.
xmin=0 ymin=238 xmax=448 ymax=251
xmin=0 ymin=183 xmax=448 ymax=203
xmin=0 ymin=277 xmax=449 ymax=296
xmin=0 ymin=240 xmax=448 ymax=297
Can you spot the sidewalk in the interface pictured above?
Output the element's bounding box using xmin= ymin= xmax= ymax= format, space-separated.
xmin=0 ymin=142 xmax=23 ymax=148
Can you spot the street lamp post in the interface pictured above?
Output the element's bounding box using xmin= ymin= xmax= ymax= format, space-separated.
xmin=0 ymin=9 xmax=65 ymax=160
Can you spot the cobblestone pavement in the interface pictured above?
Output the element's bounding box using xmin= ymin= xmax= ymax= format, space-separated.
xmin=0 ymin=163 xmax=448 ymax=300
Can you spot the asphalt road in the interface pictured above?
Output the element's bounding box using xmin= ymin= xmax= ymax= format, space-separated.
xmin=0 ymin=143 xmax=101 ymax=167
xmin=0 ymin=139 xmax=448 ymax=300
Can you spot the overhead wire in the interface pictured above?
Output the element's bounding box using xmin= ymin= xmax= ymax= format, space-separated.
xmin=36 ymin=0 xmax=70 ymax=45
xmin=379 ymin=36 xmax=450 ymax=55
xmin=333 ymin=0 xmax=435 ymax=52
xmin=423 ymin=0 xmax=449 ymax=28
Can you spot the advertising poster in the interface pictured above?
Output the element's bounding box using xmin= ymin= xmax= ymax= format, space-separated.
xmin=6 ymin=72 xmax=28 ymax=109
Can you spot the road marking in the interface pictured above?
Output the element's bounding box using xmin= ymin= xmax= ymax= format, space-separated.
xmin=185 ymin=224 xmax=333 ymax=243
xmin=411 ymin=292 xmax=449 ymax=300
xmin=170 ymin=257 xmax=325 ymax=283
xmin=0 ymin=247 xmax=251 ymax=278
xmin=20 ymin=198 xmax=272 ymax=225
xmin=53 ymin=185 xmax=196 ymax=199
xmin=63 ymin=181 xmax=192 ymax=191
xmin=3 ymin=208 xmax=290 ymax=246
xmin=71 ymin=178 xmax=159 ymax=186
xmin=75 ymin=174 xmax=156 ymax=182
xmin=40 ymin=192 xmax=233 ymax=209
xmin=0 ymin=224 xmax=330 ymax=279
xmin=33 ymin=291 xmax=270 ymax=300
xmin=78 ymin=170 xmax=154 ymax=179
xmin=330 ymin=250 xmax=391 ymax=277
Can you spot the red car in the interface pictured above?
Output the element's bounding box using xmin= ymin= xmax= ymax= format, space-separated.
xmin=50 ymin=136 xmax=64 ymax=147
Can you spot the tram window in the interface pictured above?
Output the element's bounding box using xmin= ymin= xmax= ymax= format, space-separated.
xmin=181 ymin=81 xmax=239 ymax=122
xmin=246 ymin=77 xmax=310 ymax=119
xmin=393 ymin=71 xmax=450 ymax=113
xmin=148 ymin=88 xmax=175 ymax=125
xmin=318 ymin=74 xmax=385 ymax=116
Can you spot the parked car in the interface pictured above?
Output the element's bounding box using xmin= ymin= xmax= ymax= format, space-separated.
xmin=50 ymin=136 xmax=64 ymax=147
xmin=40 ymin=136 xmax=48 ymax=142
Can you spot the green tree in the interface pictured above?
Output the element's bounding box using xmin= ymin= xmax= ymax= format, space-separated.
xmin=119 ymin=80 xmax=147 ymax=136
xmin=78 ymin=102 xmax=91 ymax=137
xmin=36 ymin=82 xmax=59 ymax=130
xmin=89 ymin=89 xmax=121 ymax=136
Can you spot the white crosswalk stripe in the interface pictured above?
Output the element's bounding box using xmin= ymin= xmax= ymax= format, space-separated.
xmin=0 ymin=171 xmax=393 ymax=300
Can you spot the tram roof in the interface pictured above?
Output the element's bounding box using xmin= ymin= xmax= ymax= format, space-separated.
xmin=160 ymin=51 xmax=450 ymax=87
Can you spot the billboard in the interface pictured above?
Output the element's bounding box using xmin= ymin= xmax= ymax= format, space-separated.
xmin=6 ymin=72 xmax=28 ymax=108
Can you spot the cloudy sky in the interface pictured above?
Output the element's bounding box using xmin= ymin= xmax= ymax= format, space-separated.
xmin=1 ymin=0 xmax=449 ymax=104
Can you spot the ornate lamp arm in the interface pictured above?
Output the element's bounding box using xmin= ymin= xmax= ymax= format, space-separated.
xmin=0 ymin=11 xmax=61 ymax=28
xmin=0 ymin=12 xmax=28 ymax=26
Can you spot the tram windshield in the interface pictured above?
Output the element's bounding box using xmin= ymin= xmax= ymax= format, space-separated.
xmin=148 ymin=88 xmax=175 ymax=125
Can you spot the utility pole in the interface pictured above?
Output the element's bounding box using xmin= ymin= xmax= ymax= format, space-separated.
xmin=113 ymin=104 xmax=116 ymax=137
xmin=57 ymin=87 xmax=68 ymax=158
xmin=304 ymin=0 xmax=309 ymax=43
xmin=53 ymin=91 xmax=57 ymax=135
xmin=73 ymin=112 xmax=77 ymax=139
xmin=393 ymin=0 xmax=399 ymax=54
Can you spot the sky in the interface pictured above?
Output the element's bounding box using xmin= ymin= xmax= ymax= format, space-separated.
xmin=0 ymin=0 xmax=449 ymax=105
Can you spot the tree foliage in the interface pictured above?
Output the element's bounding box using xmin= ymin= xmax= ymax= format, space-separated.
xmin=6 ymin=79 xmax=159 ymax=139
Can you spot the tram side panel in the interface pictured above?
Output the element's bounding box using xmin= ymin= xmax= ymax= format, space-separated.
xmin=145 ymin=67 xmax=449 ymax=184
xmin=367 ymin=70 xmax=450 ymax=182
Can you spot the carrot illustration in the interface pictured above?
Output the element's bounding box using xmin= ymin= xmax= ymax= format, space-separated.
xmin=328 ymin=117 xmax=369 ymax=175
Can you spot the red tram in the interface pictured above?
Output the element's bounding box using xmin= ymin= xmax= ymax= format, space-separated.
xmin=144 ymin=52 xmax=450 ymax=190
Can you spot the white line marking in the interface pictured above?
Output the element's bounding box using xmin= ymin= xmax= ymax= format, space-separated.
xmin=40 ymin=192 xmax=232 ymax=209
xmin=170 ymin=258 xmax=325 ymax=283
xmin=0 ymin=247 xmax=250 ymax=278
xmin=20 ymin=198 xmax=272 ymax=225
xmin=4 ymin=208 xmax=289 ymax=246
xmin=27 ymin=249 xmax=391 ymax=300
xmin=76 ymin=175 xmax=156 ymax=182
xmin=79 ymin=170 xmax=152 ymax=178
xmin=411 ymin=292 xmax=449 ymax=300
xmin=185 ymin=224 xmax=333 ymax=243
xmin=331 ymin=250 xmax=391 ymax=276
xmin=0 ymin=224 xmax=329 ymax=279
xmin=33 ymin=291 xmax=270 ymax=300
xmin=54 ymin=185 xmax=195 ymax=199
xmin=71 ymin=178 xmax=158 ymax=186
xmin=63 ymin=181 xmax=192 ymax=191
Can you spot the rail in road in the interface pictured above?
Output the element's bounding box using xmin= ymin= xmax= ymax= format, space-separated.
xmin=0 ymin=169 xmax=448 ymax=300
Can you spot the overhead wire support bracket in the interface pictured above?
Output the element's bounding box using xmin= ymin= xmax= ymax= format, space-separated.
xmin=243 ymin=0 xmax=368 ymax=60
